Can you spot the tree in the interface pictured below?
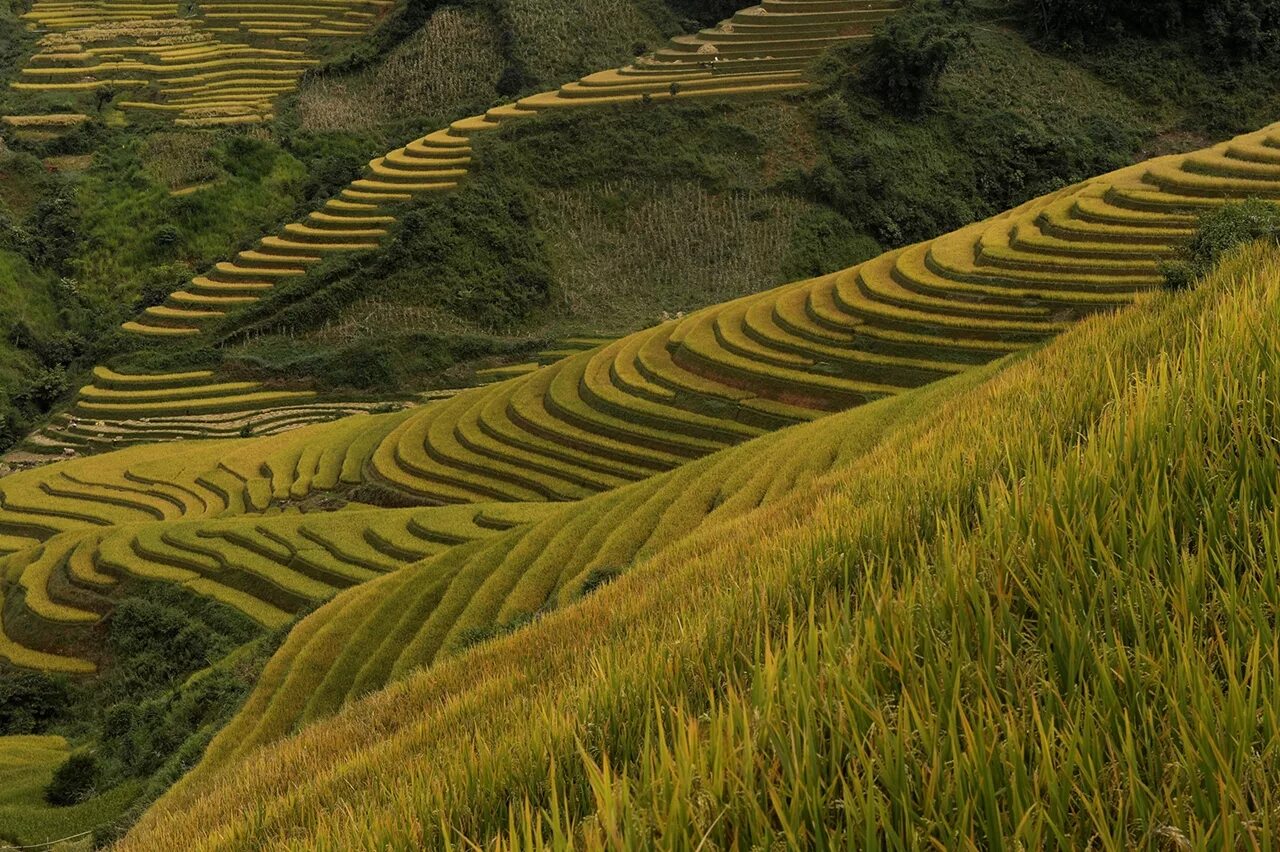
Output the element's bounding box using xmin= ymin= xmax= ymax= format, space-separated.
xmin=860 ymin=2 xmax=972 ymax=115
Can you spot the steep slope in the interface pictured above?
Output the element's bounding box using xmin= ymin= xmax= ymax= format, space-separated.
xmin=0 ymin=124 xmax=1274 ymax=679
xmin=13 ymin=0 xmax=906 ymax=458
xmin=42 ymin=111 xmax=1263 ymax=453
xmin=117 ymin=230 xmax=1280 ymax=850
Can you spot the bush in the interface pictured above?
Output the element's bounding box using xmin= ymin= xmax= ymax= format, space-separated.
xmin=45 ymin=752 xmax=100 ymax=806
xmin=1162 ymin=199 xmax=1280 ymax=290
xmin=100 ymin=668 xmax=250 ymax=776
xmin=0 ymin=670 xmax=72 ymax=734
xmin=860 ymin=1 xmax=972 ymax=115
xmin=105 ymin=599 xmax=219 ymax=695
xmin=25 ymin=188 xmax=82 ymax=278
xmin=1204 ymin=0 xmax=1280 ymax=59
xmin=14 ymin=366 xmax=70 ymax=412
xmin=781 ymin=209 xmax=882 ymax=280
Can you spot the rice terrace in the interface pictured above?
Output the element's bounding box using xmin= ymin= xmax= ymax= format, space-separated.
xmin=0 ymin=0 xmax=1279 ymax=848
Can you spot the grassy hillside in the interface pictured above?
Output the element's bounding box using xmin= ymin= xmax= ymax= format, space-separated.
xmin=0 ymin=118 xmax=1275 ymax=843
xmin=2 ymin=0 xmax=1280 ymax=844
xmin=6 ymin=0 xmax=1280 ymax=454
xmin=119 ymin=234 xmax=1280 ymax=849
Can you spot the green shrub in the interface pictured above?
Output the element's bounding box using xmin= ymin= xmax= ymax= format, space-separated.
xmin=861 ymin=1 xmax=973 ymax=115
xmin=580 ymin=566 xmax=622 ymax=596
xmin=105 ymin=600 xmax=220 ymax=697
xmin=0 ymin=669 xmax=72 ymax=735
xmin=14 ymin=366 xmax=70 ymax=412
xmin=1162 ymin=199 xmax=1280 ymax=290
xmin=45 ymin=752 xmax=100 ymax=806
xmin=100 ymin=668 xmax=250 ymax=776
xmin=780 ymin=208 xmax=882 ymax=280
xmin=26 ymin=188 xmax=82 ymax=278
xmin=660 ymin=0 xmax=755 ymax=26
xmin=454 ymin=612 xmax=538 ymax=653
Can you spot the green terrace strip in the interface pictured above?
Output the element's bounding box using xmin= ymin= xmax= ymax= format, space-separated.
xmin=26 ymin=367 xmax=403 ymax=457
xmin=12 ymin=0 xmax=392 ymax=128
xmin=115 ymin=232 xmax=1280 ymax=850
xmin=0 ymin=124 xmax=1277 ymax=682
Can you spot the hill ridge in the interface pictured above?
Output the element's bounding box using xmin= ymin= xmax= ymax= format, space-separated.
xmin=24 ymin=0 xmax=906 ymax=456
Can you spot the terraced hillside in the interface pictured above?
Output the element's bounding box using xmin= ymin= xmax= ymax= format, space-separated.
xmin=120 ymin=230 xmax=1280 ymax=848
xmin=1 ymin=124 xmax=1277 ymax=683
xmin=15 ymin=0 xmax=906 ymax=455
xmin=11 ymin=0 xmax=391 ymax=127
xmin=122 ymin=0 xmax=906 ymax=337
xmin=29 ymin=366 xmax=406 ymax=456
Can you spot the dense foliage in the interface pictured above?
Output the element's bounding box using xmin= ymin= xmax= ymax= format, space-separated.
xmin=45 ymin=752 xmax=99 ymax=806
xmin=0 ymin=582 xmax=269 ymax=840
xmin=1028 ymin=0 xmax=1280 ymax=59
xmin=0 ymin=670 xmax=70 ymax=735
xmin=860 ymin=1 xmax=972 ymax=114
xmin=1162 ymin=199 xmax=1280 ymax=289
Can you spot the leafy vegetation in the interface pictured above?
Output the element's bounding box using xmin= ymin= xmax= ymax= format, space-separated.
xmin=0 ymin=582 xmax=269 ymax=846
xmin=1028 ymin=0 xmax=1280 ymax=59
xmin=0 ymin=670 xmax=70 ymax=735
xmin=860 ymin=0 xmax=972 ymax=115
xmin=45 ymin=751 xmax=98 ymax=806
xmin=1162 ymin=199 xmax=1280 ymax=289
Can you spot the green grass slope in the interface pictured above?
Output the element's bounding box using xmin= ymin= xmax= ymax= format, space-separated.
xmin=0 ymin=735 xmax=141 ymax=847
xmin=117 ymin=235 xmax=1280 ymax=849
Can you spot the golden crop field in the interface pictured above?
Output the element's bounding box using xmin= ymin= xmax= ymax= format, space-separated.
xmin=4 ymin=0 xmax=1280 ymax=845
xmin=117 ymin=232 xmax=1280 ymax=850
xmin=2 ymin=121 xmax=1276 ymax=686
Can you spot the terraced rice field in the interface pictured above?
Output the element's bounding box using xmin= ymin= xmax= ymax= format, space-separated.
xmin=2 ymin=124 xmax=1278 ymax=681
xmin=115 ymin=241 xmax=1280 ymax=850
xmin=12 ymin=0 xmax=391 ymax=127
xmin=35 ymin=0 xmax=906 ymax=450
xmin=28 ymin=366 xmax=403 ymax=457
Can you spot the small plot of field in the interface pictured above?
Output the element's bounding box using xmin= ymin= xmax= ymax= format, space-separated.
xmin=296 ymin=8 xmax=502 ymax=133
xmin=42 ymin=153 xmax=93 ymax=173
xmin=0 ymin=735 xmax=141 ymax=847
xmin=310 ymin=299 xmax=473 ymax=344
xmin=537 ymin=179 xmax=808 ymax=329
xmin=141 ymin=131 xmax=223 ymax=192
xmin=501 ymin=0 xmax=664 ymax=86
